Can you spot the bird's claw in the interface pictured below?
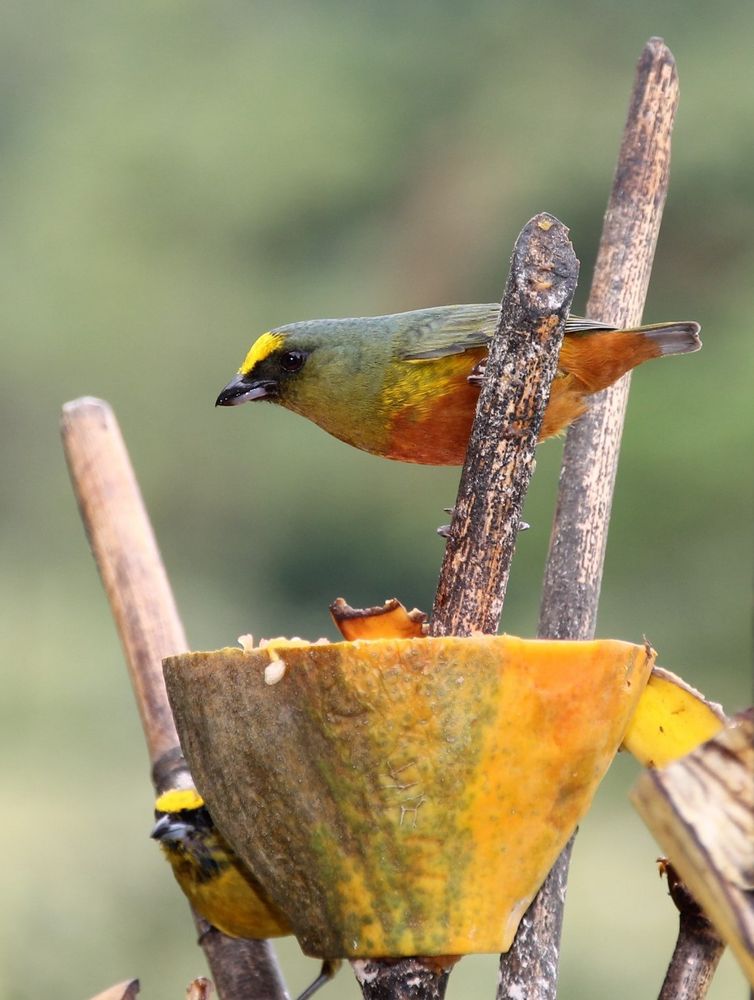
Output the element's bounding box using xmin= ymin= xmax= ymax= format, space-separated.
xmin=295 ymin=959 xmax=342 ymax=1000
xmin=438 ymin=519 xmax=530 ymax=538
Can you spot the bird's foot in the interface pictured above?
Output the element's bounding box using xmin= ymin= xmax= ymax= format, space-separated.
xmin=295 ymin=959 xmax=342 ymax=1000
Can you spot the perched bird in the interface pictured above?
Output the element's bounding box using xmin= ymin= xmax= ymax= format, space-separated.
xmin=152 ymin=788 xmax=339 ymax=1000
xmin=216 ymin=304 xmax=701 ymax=465
xmin=152 ymin=787 xmax=289 ymax=940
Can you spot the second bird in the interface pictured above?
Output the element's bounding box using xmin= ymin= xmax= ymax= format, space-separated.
xmin=216 ymin=304 xmax=701 ymax=465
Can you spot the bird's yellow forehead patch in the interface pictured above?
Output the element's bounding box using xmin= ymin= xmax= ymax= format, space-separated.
xmin=239 ymin=332 xmax=284 ymax=375
xmin=155 ymin=788 xmax=205 ymax=813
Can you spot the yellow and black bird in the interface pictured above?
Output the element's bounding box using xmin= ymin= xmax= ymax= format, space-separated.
xmin=216 ymin=303 xmax=701 ymax=465
xmin=152 ymin=787 xmax=288 ymax=939
xmin=152 ymin=788 xmax=339 ymax=1000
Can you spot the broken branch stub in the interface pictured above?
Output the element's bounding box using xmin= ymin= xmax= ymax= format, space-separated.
xmin=431 ymin=213 xmax=579 ymax=638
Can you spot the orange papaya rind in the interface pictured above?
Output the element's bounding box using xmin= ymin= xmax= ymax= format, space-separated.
xmin=164 ymin=602 xmax=655 ymax=958
xmin=330 ymin=598 xmax=728 ymax=769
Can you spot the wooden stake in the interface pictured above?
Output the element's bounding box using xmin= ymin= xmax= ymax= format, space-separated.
xmin=61 ymin=397 xmax=288 ymax=1000
xmin=354 ymin=216 xmax=577 ymax=1000
xmin=430 ymin=212 xmax=579 ymax=637
xmin=61 ymin=398 xmax=186 ymax=776
xmin=498 ymin=37 xmax=681 ymax=1000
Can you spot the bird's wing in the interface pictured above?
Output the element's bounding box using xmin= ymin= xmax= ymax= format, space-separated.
xmin=398 ymin=308 xmax=615 ymax=361
xmin=397 ymin=304 xmax=501 ymax=361
xmin=564 ymin=316 xmax=618 ymax=333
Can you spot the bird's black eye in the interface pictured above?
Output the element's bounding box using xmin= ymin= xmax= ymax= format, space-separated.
xmin=280 ymin=350 xmax=307 ymax=374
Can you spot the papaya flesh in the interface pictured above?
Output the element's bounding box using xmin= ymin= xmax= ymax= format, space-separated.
xmin=164 ymin=623 xmax=653 ymax=958
xmin=621 ymin=666 xmax=726 ymax=767
xmin=330 ymin=599 xmax=727 ymax=769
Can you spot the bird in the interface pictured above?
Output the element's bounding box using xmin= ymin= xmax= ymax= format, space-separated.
xmin=152 ymin=786 xmax=289 ymax=939
xmin=152 ymin=787 xmax=340 ymax=1000
xmin=215 ymin=303 xmax=701 ymax=466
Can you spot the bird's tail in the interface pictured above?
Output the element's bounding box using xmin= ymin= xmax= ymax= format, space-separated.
xmin=559 ymin=320 xmax=702 ymax=395
xmin=631 ymin=321 xmax=702 ymax=356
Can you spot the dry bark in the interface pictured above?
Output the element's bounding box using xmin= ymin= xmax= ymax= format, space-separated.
xmin=499 ymin=37 xmax=682 ymax=1000
xmin=657 ymin=863 xmax=725 ymax=1000
xmin=351 ymin=958 xmax=453 ymax=1000
xmin=352 ymin=214 xmax=577 ymax=1000
xmin=430 ymin=212 xmax=579 ymax=637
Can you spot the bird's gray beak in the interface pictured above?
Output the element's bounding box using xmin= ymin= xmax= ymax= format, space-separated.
xmin=151 ymin=814 xmax=189 ymax=843
xmin=215 ymin=374 xmax=277 ymax=407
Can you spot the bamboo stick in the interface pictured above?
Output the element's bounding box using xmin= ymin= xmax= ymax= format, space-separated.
xmin=61 ymin=398 xmax=288 ymax=1000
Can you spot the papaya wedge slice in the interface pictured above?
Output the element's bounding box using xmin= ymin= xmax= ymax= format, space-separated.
xmin=621 ymin=666 xmax=726 ymax=767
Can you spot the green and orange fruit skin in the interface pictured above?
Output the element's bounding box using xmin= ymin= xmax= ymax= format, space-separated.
xmin=164 ymin=631 xmax=654 ymax=957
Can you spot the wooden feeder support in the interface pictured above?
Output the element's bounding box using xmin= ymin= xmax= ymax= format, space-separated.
xmin=61 ymin=399 xmax=289 ymax=1000
xmin=499 ymin=38 xmax=685 ymax=1000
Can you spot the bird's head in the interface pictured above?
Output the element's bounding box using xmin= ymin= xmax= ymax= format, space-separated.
xmin=215 ymin=328 xmax=319 ymax=409
xmin=215 ymin=318 xmax=391 ymax=451
xmin=151 ymin=787 xmax=213 ymax=848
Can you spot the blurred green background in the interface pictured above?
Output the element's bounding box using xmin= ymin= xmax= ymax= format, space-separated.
xmin=3 ymin=1 xmax=751 ymax=997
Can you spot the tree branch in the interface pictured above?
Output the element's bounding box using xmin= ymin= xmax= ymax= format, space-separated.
xmin=352 ymin=959 xmax=454 ymax=1000
xmin=430 ymin=212 xmax=579 ymax=637
xmin=657 ymin=863 xmax=725 ymax=1000
xmin=498 ymin=37 xmax=680 ymax=1000
xmin=354 ymin=214 xmax=577 ymax=1000
xmin=61 ymin=397 xmax=288 ymax=1000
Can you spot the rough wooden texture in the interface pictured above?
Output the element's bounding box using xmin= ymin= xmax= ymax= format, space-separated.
xmin=430 ymin=212 xmax=579 ymax=637
xmin=633 ymin=709 xmax=754 ymax=989
xmin=88 ymin=981 xmax=140 ymax=1000
xmin=187 ymin=977 xmax=214 ymax=1000
xmin=61 ymin=397 xmax=288 ymax=1000
xmin=538 ymin=36 xmax=679 ymax=641
xmin=351 ymin=958 xmax=453 ymax=1000
xmin=395 ymin=212 xmax=576 ymax=1000
xmin=358 ymin=213 xmax=576 ymax=999
xmin=494 ymin=838 xmax=574 ymax=999
xmin=657 ymin=863 xmax=725 ymax=1000
xmin=498 ymin=38 xmax=681 ymax=1000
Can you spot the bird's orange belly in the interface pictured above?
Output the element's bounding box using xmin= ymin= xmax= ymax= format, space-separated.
xmin=385 ymin=378 xmax=479 ymax=464
xmin=382 ymin=352 xmax=594 ymax=466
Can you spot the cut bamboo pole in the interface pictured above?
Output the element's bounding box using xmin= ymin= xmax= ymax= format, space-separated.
xmin=61 ymin=397 xmax=288 ymax=1000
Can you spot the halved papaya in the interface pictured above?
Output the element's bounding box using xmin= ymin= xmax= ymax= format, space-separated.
xmin=164 ymin=616 xmax=653 ymax=957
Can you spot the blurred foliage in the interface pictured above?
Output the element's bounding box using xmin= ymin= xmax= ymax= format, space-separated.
xmin=2 ymin=1 xmax=751 ymax=997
